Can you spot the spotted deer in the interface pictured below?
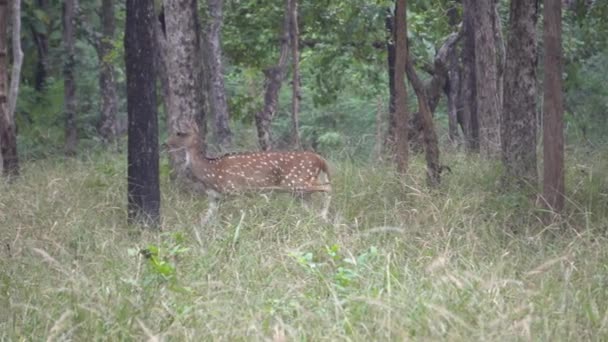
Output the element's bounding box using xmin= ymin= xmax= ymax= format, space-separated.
xmin=165 ymin=128 xmax=332 ymax=225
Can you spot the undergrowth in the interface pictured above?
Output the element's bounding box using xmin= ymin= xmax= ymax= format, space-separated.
xmin=1 ymin=146 xmax=607 ymax=340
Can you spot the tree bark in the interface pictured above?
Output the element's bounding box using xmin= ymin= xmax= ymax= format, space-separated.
xmin=0 ymin=0 xmax=16 ymax=177
xmin=407 ymin=32 xmax=460 ymax=148
xmin=393 ymin=0 xmax=408 ymax=173
xmin=461 ymin=0 xmax=479 ymax=152
xmin=9 ymin=0 xmax=22 ymax=119
xmin=289 ymin=0 xmax=301 ymax=149
xmin=542 ymin=0 xmax=565 ymax=213
xmin=501 ymin=0 xmax=538 ymax=187
xmin=32 ymin=0 xmax=48 ymax=91
xmin=406 ymin=59 xmax=440 ymax=187
xmin=125 ymin=0 xmax=160 ymax=228
xmin=206 ymin=0 xmax=232 ymax=150
xmin=384 ymin=9 xmax=396 ymax=153
xmin=63 ymin=0 xmax=77 ymax=156
xmin=493 ymin=0 xmax=505 ymax=111
xmin=163 ymin=0 xmax=206 ymax=161
xmin=255 ymin=0 xmax=291 ymax=151
xmin=447 ymin=3 xmax=460 ymax=143
xmin=98 ymin=0 xmax=119 ymax=145
xmin=473 ymin=0 xmax=501 ymax=158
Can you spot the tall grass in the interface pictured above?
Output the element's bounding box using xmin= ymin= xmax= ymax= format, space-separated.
xmin=1 ymin=146 xmax=607 ymax=340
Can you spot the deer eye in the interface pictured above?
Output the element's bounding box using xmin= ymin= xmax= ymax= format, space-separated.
xmin=176 ymin=132 xmax=186 ymax=137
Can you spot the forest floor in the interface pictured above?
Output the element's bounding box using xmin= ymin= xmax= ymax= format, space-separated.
xmin=1 ymin=145 xmax=607 ymax=340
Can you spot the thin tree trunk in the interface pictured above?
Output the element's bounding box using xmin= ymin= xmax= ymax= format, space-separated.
xmin=542 ymin=0 xmax=565 ymax=213
xmin=461 ymin=0 xmax=479 ymax=152
xmin=289 ymin=0 xmax=301 ymax=149
xmin=384 ymin=9 xmax=396 ymax=153
xmin=9 ymin=0 xmax=22 ymax=119
xmin=447 ymin=49 xmax=460 ymax=143
xmin=473 ymin=0 xmax=501 ymax=158
xmin=393 ymin=0 xmax=408 ymax=173
xmin=0 ymin=0 xmax=16 ymax=177
xmin=406 ymin=58 xmax=441 ymax=187
xmin=407 ymin=32 xmax=460 ymax=148
xmin=447 ymin=3 xmax=461 ymax=143
xmin=153 ymin=8 xmax=172 ymax=129
xmin=255 ymin=0 xmax=290 ymax=151
xmin=63 ymin=0 xmax=77 ymax=156
xmin=373 ymin=96 xmax=385 ymax=161
xmin=98 ymin=0 xmax=119 ymax=145
xmin=493 ymin=0 xmax=505 ymax=111
xmin=501 ymin=0 xmax=538 ymax=187
xmin=206 ymin=0 xmax=232 ymax=149
xmin=125 ymin=0 xmax=160 ymax=228
xmin=32 ymin=0 xmax=48 ymax=91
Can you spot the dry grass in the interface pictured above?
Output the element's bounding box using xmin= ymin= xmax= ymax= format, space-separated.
xmin=1 ymin=147 xmax=607 ymax=340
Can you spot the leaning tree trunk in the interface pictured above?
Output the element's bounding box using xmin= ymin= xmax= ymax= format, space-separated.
xmin=406 ymin=59 xmax=440 ymax=187
xmin=163 ymin=0 xmax=206 ymax=157
xmin=461 ymin=0 xmax=479 ymax=152
xmin=255 ymin=0 xmax=290 ymax=151
xmin=63 ymin=0 xmax=77 ymax=156
xmin=206 ymin=0 xmax=232 ymax=150
xmin=98 ymin=0 xmax=119 ymax=145
xmin=542 ymin=0 xmax=565 ymax=213
xmin=125 ymin=0 xmax=160 ymax=228
xmin=407 ymin=32 xmax=460 ymax=148
xmin=501 ymin=0 xmax=538 ymax=187
xmin=393 ymin=0 xmax=408 ymax=173
xmin=289 ymin=0 xmax=301 ymax=149
xmin=473 ymin=0 xmax=501 ymax=158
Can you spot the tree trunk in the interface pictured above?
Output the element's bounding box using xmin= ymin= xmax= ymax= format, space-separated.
xmin=542 ymin=0 xmax=565 ymax=213
xmin=447 ymin=47 xmax=460 ymax=143
xmin=63 ymin=0 xmax=77 ymax=156
xmin=32 ymin=0 xmax=48 ymax=91
xmin=9 ymin=0 xmax=23 ymax=120
xmin=501 ymin=0 xmax=538 ymax=187
xmin=473 ymin=0 xmax=501 ymax=158
xmin=0 ymin=0 xmax=16 ymax=177
xmin=373 ymin=96 xmax=385 ymax=161
xmin=289 ymin=0 xmax=301 ymax=149
xmin=461 ymin=0 xmax=479 ymax=152
xmin=407 ymin=32 xmax=460 ymax=148
xmin=154 ymin=8 xmax=172 ymax=130
xmin=393 ymin=0 xmax=408 ymax=173
xmin=447 ymin=3 xmax=461 ymax=143
xmin=406 ymin=59 xmax=440 ymax=187
xmin=493 ymin=0 xmax=505 ymax=111
xmin=163 ymin=0 xmax=206 ymax=155
xmin=384 ymin=9 xmax=396 ymax=153
xmin=206 ymin=0 xmax=232 ymax=150
xmin=125 ymin=0 xmax=160 ymax=228
xmin=255 ymin=0 xmax=291 ymax=151
xmin=98 ymin=0 xmax=119 ymax=145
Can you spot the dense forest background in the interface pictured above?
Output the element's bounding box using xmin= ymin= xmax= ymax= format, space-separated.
xmin=2 ymin=0 xmax=608 ymax=340
xmin=7 ymin=1 xmax=606 ymax=159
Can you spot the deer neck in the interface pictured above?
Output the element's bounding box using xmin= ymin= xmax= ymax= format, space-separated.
xmin=183 ymin=145 xmax=214 ymax=182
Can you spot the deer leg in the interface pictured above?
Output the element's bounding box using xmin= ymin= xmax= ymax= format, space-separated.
xmin=294 ymin=191 xmax=313 ymax=212
xmin=199 ymin=190 xmax=220 ymax=233
xmin=320 ymin=193 xmax=332 ymax=221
